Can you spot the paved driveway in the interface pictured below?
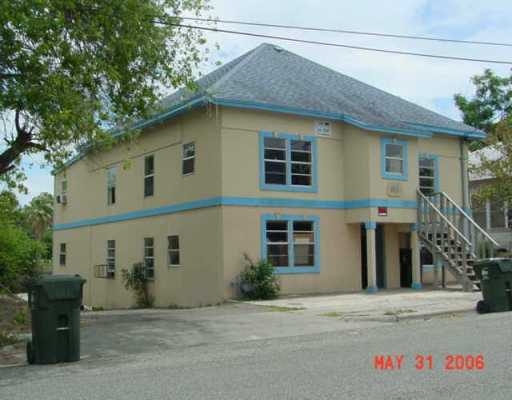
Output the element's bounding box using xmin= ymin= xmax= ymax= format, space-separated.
xmin=246 ymin=288 xmax=481 ymax=318
xmin=79 ymin=302 xmax=381 ymax=361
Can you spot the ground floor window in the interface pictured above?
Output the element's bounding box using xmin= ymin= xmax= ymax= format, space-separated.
xmin=168 ymin=235 xmax=180 ymax=266
xmin=59 ymin=243 xmax=66 ymax=266
xmin=144 ymin=237 xmax=155 ymax=279
xmin=106 ymin=240 xmax=116 ymax=278
xmin=261 ymin=214 xmax=320 ymax=274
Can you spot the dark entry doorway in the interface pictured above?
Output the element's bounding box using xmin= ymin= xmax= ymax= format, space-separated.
xmin=400 ymin=248 xmax=412 ymax=288
xmin=360 ymin=224 xmax=386 ymax=289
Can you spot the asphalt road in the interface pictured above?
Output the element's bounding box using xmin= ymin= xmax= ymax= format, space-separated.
xmin=1 ymin=312 xmax=511 ymax=399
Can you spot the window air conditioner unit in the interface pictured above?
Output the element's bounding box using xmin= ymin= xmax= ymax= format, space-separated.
xmin=61 ymin=195 xmax=68 ymax=205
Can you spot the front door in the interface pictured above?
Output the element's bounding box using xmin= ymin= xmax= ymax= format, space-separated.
xmin=400 ymin=248 xmax=412 ymax=288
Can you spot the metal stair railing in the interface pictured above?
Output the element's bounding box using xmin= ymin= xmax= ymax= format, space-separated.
xmin=417 ymin=189 xmax=475 ymax=289
xmin=427 ymin=191 xmax=500 ymax=258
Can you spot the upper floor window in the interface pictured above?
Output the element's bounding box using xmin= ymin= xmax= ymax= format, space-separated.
xmin=168 ymin=235 xmax=181 ymax=266
xmin=59 ymin=243 xmax=67 ymax=266
xmin=144 ymin=155 xmax=154 ymax=197
xmin=419 ymin=155 xmax=439 ymax=195
xmin=106 ymin=240 xmax=116 ymax=278
xmin=107 ymin=166 xmax=117 ymax=205
xmin=259 ymin=132 xmax=317 ymax=192
xmin=182 ymin=142 xmax=195 ymax=175
xmin=381 ymin=138 xmax=408 ymax=181
xmin=262 ymin=214 xmax=320 ymax=274
xmin=57 ymin=180 xmax=68 ymax=205
xmin=144 ymin=237 xmax=154 ymax=279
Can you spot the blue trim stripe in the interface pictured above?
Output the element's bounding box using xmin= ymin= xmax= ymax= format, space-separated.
xmin=261 ymin=214 xmax=320 ymax=274
xmin=54 ymin=196 xmax=419 ymax=231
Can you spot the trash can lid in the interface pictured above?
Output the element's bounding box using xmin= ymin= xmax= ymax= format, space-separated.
xmin=473 ymin=258 xmax=512 ymax=273
xmin=31 ymin=274 xmax=86 ymax=300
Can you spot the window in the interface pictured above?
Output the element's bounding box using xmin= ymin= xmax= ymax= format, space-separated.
xmin=260 ymin=132 xmax=317 ymax=192
xmin=107 ymin=166 xmax=117 ymax=205
xmin=381 ymin=138 xmax=408 ymax=181
xmin=182 ymin=142 xmax=195 ymax=175
xmin=167 ymin=236 xmax=180 ymax=266
xmin=57 ymin=180 xmax=68 ymax=204
xmin=262 ymin=215 xmax=319 ymax=274
xmin=106 ymin=240 xmax=115 ymax=278
xmin=144 ymin=237 xmax=154 ymax=279
xmin=144 ymin=155 xmax=154 ymax=197
xmin=490 ymin=200 xmax=506 ymax=229
xmin=59 ymin=243 xmax=66 ymax=266
xmin=418 ymin=155 xmax=438 ymax=195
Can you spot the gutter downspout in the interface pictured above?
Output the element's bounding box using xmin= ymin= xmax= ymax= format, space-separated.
xmin=460 ymin=138 xmax=470 ymax=211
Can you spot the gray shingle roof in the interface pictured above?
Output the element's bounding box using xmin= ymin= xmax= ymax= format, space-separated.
xmin=157 ymin=43 xmax=483 ymax=138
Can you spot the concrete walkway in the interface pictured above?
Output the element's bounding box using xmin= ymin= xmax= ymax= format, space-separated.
xmin=245 ymin=289 xmax=481 ymax=321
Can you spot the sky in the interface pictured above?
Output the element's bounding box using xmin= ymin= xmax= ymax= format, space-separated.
xmin=10 ymin=0 xmax=512 ymax=204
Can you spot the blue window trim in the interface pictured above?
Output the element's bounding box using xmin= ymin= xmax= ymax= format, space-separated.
xmin=418 ymin=153 xmax=440 ymax=193
xmin=380 ymin=137 xmax=408 ymax=181
xmin=261 ymin=214 xmax=320 ymax=274
xmin=259 ymin=131 xmax=318 ymax=193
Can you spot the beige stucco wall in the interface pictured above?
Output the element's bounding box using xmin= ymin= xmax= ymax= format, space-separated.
xmin=54 ymin=106 xmax=222 ymax=225
xmin=52 ymin=105 xmax=469 ymax=307
xmin=221 ymin=207 xmax=362 ymax=297
xmin=53 ymin=206 xmax=224 ymax=309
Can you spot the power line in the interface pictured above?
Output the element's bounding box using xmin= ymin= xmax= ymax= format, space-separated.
xmin=181 ymin=16 xmax=512 ymax=48
xmin=168 ymin=23 xmax=512 ymax=65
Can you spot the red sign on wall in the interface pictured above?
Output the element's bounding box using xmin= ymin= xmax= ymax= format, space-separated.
xmin=378 ymin=207 xmax=388 ymax=216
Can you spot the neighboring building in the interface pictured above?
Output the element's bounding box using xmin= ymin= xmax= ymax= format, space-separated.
xmin=470 ymin=177 xmax=511 ymax=250
xmin=53 ymin=43 xmax=486 ymax=308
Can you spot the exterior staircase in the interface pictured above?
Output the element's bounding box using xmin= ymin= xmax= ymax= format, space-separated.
xmin=417 ymin=189 xmax=500 ymax=291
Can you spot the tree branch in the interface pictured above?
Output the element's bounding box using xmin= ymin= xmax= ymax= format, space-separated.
xmin=0 ymin=109 xmax=46 ymax=175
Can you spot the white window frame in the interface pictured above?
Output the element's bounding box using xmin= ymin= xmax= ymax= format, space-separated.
xmin=182 ymin=142 xmax=196 ymax=175
xmin=167 ymin=235 xmax=181 ymax=267
xmin=106 ymin=240 xmax=116 ymax=277
xmin=144 ymin=155 xmax=154 ymax=197
xmin=143 ymin=237 xmax=155 ymax=279
xmin=59 ymin=243 xmax=66 ymax=266
xmin=107 ymin=166 xmax=117 ymax=205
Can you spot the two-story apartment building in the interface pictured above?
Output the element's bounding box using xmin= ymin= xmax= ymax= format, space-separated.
xmin=53 ymin=43 xmax=486 ymax=308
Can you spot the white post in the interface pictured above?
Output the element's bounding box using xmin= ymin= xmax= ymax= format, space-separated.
xmin=410 ymin=224 xmax=422 ymax=289
xmin=365 ymin=222 xmax=378 ymax=293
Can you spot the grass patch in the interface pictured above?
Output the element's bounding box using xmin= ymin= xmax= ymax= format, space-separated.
xmin=0 ymin=331 xmax=19 ymax=347
xmin=384 ymin=308 xmax=417 ymax=316
xmin=0 ymin=295 xmax=30 ymax=348
xmin=320 ymin=311 xmax=344 ymax=318
xmin=263 ymin=305 xmax=305 ymax=312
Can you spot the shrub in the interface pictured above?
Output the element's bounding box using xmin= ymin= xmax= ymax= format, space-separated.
xmin=239 ymin=254 xmax=280 ymax=300
xmin=121 ymin=262 xmax=154 ymax=308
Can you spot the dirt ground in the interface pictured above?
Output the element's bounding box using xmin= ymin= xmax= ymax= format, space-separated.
xmin=0 ymin=295 xmax=30 ymax=364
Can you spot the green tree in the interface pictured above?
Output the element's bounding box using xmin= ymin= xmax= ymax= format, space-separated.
xmin=23 ymin=192 xmax=53 ymax=240
xmin=0 ymin=192 xmax=44 ymax=291
xmin=0 ymin=0 xmax=210 ymax=189
xmin=455 ymin=70 xmax=512 ymax=202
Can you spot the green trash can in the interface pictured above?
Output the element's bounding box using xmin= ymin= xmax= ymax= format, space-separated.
xmin=473 ymin=259 xmax=512 ymax=314
xmin=26 ymin=274 xmax=86 ymax=364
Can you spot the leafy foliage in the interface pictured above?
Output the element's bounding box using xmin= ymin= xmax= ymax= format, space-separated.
xmin=121 ymin=262 xmax=154 ymax=307
xmin=455 ymin=70 xmax=512 ymax=203
xmin=239 ymin=254 xmax=280 ymax=300
xmin=0 ymin=0 xmax=211 ymax=185
xmin=0 ymin=190 xmax=51 ymax=291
